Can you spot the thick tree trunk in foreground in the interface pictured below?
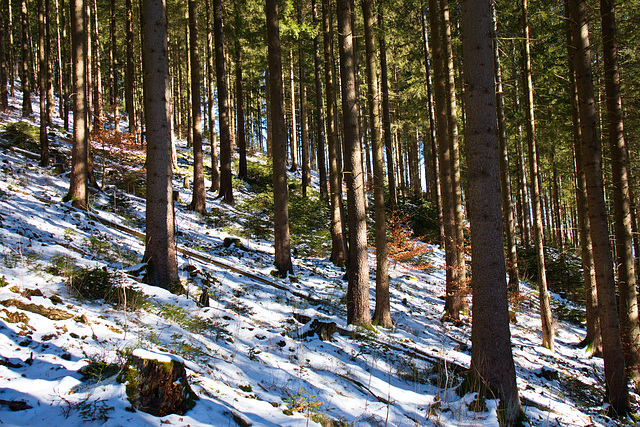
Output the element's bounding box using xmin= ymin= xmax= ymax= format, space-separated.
xmin=337 ymin=0 xmax=370 ymax=327
xmin=141 ymin=0 xmax=179 ymax=290
xmin=266 ymin=0 xmax=293 ymax=277
xmin=461 ymin=0 xmax=522 ymax=422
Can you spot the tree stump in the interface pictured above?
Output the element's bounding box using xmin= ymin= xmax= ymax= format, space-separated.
xmin=118 ymin=349 xmax=197 ymax=416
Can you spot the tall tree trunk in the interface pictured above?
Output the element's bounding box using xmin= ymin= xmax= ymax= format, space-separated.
xmin=235 ymin=44 xmax=247 ymax=181
xmin=362 ymin=0 xmax=391 ymax=328
xmin=322 ymin=0 xmax=346 ymax=266
xmin=125 ymin=0 xmax=137 ymax=140
xmin=266 ymin=0 xmax=293 ymax=277
xmin=601 ymin=0 xmax=640 ymax=388
xmin=377 ymin=4 xmax=397 ymax=211
xmin=522 ymin=0 xmax=554 ymax=351
xmin=298 ymin=4 xmax=310 ymax=198
xmin=337 ymin=0 xmax=370 ymax=327
xmin=288 ymin=49 xmax=298 ymax=172
xmin=420 ymin=0 xmax=444 ymax=246
xmin=0 ymin=5 xmax=6 ymax=112
xmin=430 ymin=0 xmax=459 ymax=320
xmin=564 ymin=0 xmax=602 ymax=357
xmin=110 ymin=0 xmax=120 ymax=134
xmin=65 ymin=0 xmax=88 ymax=209
xmin=141 ymin=0 xmax=178 ymax=291
xmin=61 ymin=0 xmax=70 ymax=130
xmin=492 ymin=3 xmax=518 ymax=292
xmin=235 ymin=2 xmax=247 ymax=182
xmin=441 ymin=0 xmax=467 ymax=316
xmin=188 ymin=0 xmax=206 ymax=214
xmin=38 ymin=0 xmax=49 ymax=166
xmin=461 ymin=0 xmax=522 ymax=421
xmin=90 ymin=0 xmax=102 ymax=130
xmin=312 ymin=0 xmax=327 ymax=199
xmin=21 ymin=0 xmax=32 ymax=117
xmin=569 ymin=0 xmax=629 ymax=414
xmin=213 ymin=0 xmax=233 ymax=204
xmin=45 ymin=0 xmax=54 ymax=124
xmin=204 ymin=0 xmax=219 ymax=192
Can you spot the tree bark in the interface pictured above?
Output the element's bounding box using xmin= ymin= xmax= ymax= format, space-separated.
xmin=601 ymin=0 xmax=640 ymax=388
xmin=0 ymin=5 xmax=6 ymax=112
xmin=125 ymin=0 xmax=137 ymax=141
xmin=235 ymin=2 xmax=247 ymax=182
xmin=362 ymin=0 xmax=391 ymax=328
xmin=492 ymin=3 xmax=518 ymax=292
xmin=213 ymin=0 xmax=233 ymax=204
xmin=337 ymin=0 xmax=370 ymax=327
xmin=65 ymin=0 xmax=88 ymax=209
xmin=322 ymin=0 xmax=347 ymax=266
xmin=461 ymin=0 xmax=522 ymax=421
xmin=204 ymin=0 xmax=219 ymax=192
xmin=564 ymin=0 xmax=601 ymax=356
xmin=377 ymin=4 xmax=397 ymax=211
xmin=188 ymin=0 xmax=206 ymax=214
xmin=90 ymin=0 xmax=102 ymax=130
xmin=312 ymin=0 xmax=327 ymax=199
xmin=38 ymin=0 xmax=49 ymax=166
xmin=522 ymin=0 xmax=554 ymax=351
xmin=110 ymin=0 xmax=120 ymax=135
xmin=569 ymin=0 xmax=629 ymax=414
xmin=141 ymin=0 xmax=179 ymax=290
xmin=267 ymin=0 xmax=293 ymax=277
xmin=20 ymin=0 xmax=32 ymax=117
xmin=298 ymin=4 xmax=310 ymax=198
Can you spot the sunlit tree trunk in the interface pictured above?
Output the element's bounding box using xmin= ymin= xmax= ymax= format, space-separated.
xmin=20 ymin=0 xmax=32 ymax=117
xmin=65 ymin=0 xmax=88 ymax=209
xmin=204 ymin=0 xmax=219 ymax=192
xmin=570 ymin=0 xmax=629 ymax=414
xmin=213 ymin=0 xmax=233 ymax=204
xmin=601 ymin=0 xmax=640 ymax=388
xmin=38 ymin=0 xmax=49 ymax=166
xmin=337 ymin=0 xmax=370 ymax=327
xmin=267 ymin=0 xmax=293 ymax=277
xmin=362 ymin=0 xmax=391 ymax=328
xmin=312 ymin=0 xmax=327 ymax=199
xmin=188 ymin=0 xmax=206 ymax=214
xmin=461 ymin=0 xmax=522 ymax=420
xmin=110 ymin=0 xmax=120 ymax=135
xmin=523 ymin=0 xmax=554 ymax=351
xmin=125 ymin=0 xmax=137 ymax=140
xmin=322 ymin=0 xmax=346 ymax=266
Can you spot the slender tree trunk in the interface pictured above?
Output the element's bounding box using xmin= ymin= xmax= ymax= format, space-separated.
xmin=322 ymin=0 xmax=347 ymax=266
xmin=601 ymin=0 xmax=640 ymax=388
xmin=288 ymin=49 xmax=298 ymax=172
xmin=441 ymin=0 xmax=467 ymax=315
xmin=204 ymin=0 xmax=219 ymax=192
xmin=461 ymin=0 xmax=523 ymax=421
xmin=337 ymin=0 xmax=370 ymax=327
xmin=267 ymin=0 xmax=293 ymax=277
xmin=570 ymin=0 xmax=629 ymax=414
xmin=430 ymin=0 xmax=459 ymax=319
xmin=90 ymin=0 xmax=102 ymax=130
xmin=563 ymin=1 xmax=601 ymax=356
xmin=65 ymin=0 xmax=88 ymax=209
xmin=125 ymin=0 xmax=137 ymax=140
xmin=522 ymin=0 xmax=554 ymax=351
xmin=21 ymin=0 xmax=32 ymax=117
xmin=0 ymin=7 xmax=6 ymax=112
xmin=213 ymin=0 xmax=233 ymax=204
xmin=110 ymin=0 xmax=120 ymax=135
xmin=38 ymin=0 xmax=49 ymax=166
xmin=141 ymin=0 xmax=178 ymax=291
xmin=312 ymin=0 xmax=327 ymax=199
xmin=235 ymin=2 xmax=247 ymax=182
xmin=188 ymin=0 xmax=206 ymax=214
xmin=298 ymin=4 xmax=310 ymax=198
xmin=377 ymin=4 xmax=397 ymax=211
xmin=492 ymin=3 xmax=518 ymax=292
xmin=362 ymin=0 xmax=391 ymax=328
xmin=61 ymin=0 xmax=70 ymax=130
xmin=420 ymin=0 xmax=444 ymax=246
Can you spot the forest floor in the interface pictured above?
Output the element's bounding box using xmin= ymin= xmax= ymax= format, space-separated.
xmin=0 ymin=92 xmax=634 ymax=426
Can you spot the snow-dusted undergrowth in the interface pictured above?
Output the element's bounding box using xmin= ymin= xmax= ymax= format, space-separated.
xmin=0 ymin=93 xmax=625 ymax=426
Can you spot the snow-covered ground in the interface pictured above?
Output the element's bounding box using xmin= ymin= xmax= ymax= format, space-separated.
xmin=0 ymin=91 xmax=627 ymax=426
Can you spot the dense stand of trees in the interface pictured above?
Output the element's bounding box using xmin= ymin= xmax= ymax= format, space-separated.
xmin=4 ymin=0 xmax=640 ymax=417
